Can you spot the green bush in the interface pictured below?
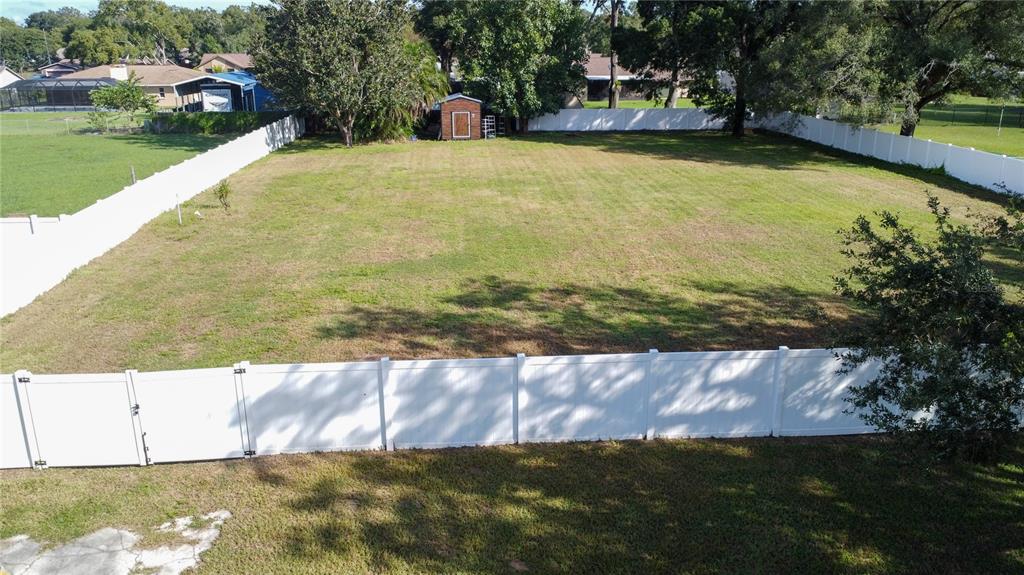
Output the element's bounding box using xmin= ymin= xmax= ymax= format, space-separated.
xmin=148 ymin=111 xmax=289 ymax=135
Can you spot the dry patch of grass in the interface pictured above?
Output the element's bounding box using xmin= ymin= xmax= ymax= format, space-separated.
xmin=0 ymin=132 xmax=1013 ymax=373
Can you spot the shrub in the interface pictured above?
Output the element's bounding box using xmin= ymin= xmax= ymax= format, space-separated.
xmin=835 ymin=195 xmax=1024 ymax=460
xmin=148 ymin=112 xmax=288 ymax=135
xmin=87 ymin=111 xmax=114 ymax=133
xmin=213 ymin=181 xmax=231 ymax=211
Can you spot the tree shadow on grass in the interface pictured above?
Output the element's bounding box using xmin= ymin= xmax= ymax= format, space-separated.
xmin=262 ymin=438 xmax=1024 ymax=574
xmin=316 ymin=275 xmax=856 ymax=357
xmin=109 ymin=133 xmax=231 ymax=153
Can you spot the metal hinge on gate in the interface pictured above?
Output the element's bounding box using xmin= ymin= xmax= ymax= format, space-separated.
xmin=244 ymin=450 xmax=256 ymax=456
xmin=33 ymin=459 xmax=46 ymax=466
xmin=131 ymin=403 xmax=140 ymax=416
xmin=234 ymin=367 xmax=246 ymax=374
xmin=17 ymin=377 xmax=30 ymax=383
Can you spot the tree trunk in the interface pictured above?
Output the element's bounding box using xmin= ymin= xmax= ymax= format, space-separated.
xmin=608 ymin=0 xmax=620 ymax=109
xmin=731 ymin=96 xmax=746 ymax=137
xmin=518 ymin=116 xmax=528 ymax=134
xmin=665 ymin=68 xmax=680 ymax=109
xmin=337 ymin=111 xmax=354 ymax=147
xmin=899 ymin=101 xmax=923 ymax=137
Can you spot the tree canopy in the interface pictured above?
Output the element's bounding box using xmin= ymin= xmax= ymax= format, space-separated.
xmin=253 ymin=0 xmax=446 ymax=146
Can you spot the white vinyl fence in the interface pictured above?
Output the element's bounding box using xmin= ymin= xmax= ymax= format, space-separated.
xmin=0 ymin=116 xmax=305 ymax=317
xmin=1 ymin=347 xmax=880 ymax=469
xmin=529 ymin=108 xmax=1023 ymax=195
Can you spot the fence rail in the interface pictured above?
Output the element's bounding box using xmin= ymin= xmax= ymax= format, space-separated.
xmin=1 ymin=347 xmax=880 ymax=469
xmin=0 ymin=115 xmax=305 ymax=317
xmin=529 ymin=108 xmax=1023 ymax=195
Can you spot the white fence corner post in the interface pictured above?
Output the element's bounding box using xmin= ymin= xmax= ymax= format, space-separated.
xmin=124 ymin=369 xmax=148 ymax=466
xmin=769 ymin=347 xmax=790 ymax=437
xmin=12 ymin=370 xmax=43 ymax=469
xmin=377 ymin=357 xmax=390 ymax=451
xmin=643 ymin=349 xmax=659 ymax=440
xmin=513 ymin=353 xmax=525 ymax=444
xmin=234 ymin=361 xmax=254 ymax=457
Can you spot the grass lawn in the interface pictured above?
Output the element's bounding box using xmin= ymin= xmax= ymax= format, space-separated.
xmin=0 ymin=112 xmax=229 ymax=216
xmin=872 ymin=95 xmax=1024 ymax=158
xmin=0 ymin=131 xmax=1017 ymax=374
xmin=1 ymin=437 xmax=1021 ymax=574
xmin=583 ymin=97 xmax=695 ymax=108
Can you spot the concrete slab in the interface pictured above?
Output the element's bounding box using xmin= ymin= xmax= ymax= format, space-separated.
xmin=0 ymin=510 xmax=230 ymax=575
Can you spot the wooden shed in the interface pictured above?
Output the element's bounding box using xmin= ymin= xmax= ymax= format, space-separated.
xmin=439 ymin=93 xmax=482 ymax=140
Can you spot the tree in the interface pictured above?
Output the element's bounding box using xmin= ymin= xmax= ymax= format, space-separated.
xmin=89 ymin=72 xmax=158 ymax=125
xmin=66 ymin=28 xmax=126 ymax=66
xmin=0 ymin=18 xmax=51 ymax=71
xmin=92 ymin=0 xmax=187 ymax=63
xmin=835 ymin=196 xmax=1024 ymax=460
xmin=221 ymin=4 xmax=264 ymax=53
xmin=615 ymin=1 xmax=700 ymax=108
xmin=414 ymin=0 xmax=468 ymax=75
xmin=869 ymin=1 xmax=1024 ymax=137
xmin=456 ymin=0 xmax=587 ymax=130
xmin=25 ymin=7 xmax=89 ymax=33
xmin=253 ymin=0 xmax=436 ymax=146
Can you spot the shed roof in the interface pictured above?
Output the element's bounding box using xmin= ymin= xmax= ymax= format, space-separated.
xmin=63 ymin=65 xmax=210 ymax=87
xmin=439 ymin=93 xmax=482 ymax=104
xmin=206 ymin=71 xmax=259 ymax=88
xmin=37 ymin=59 xmax=81 ymax=72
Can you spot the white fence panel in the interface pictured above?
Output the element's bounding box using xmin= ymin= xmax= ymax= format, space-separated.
xmin=0 ymin=376 xmax=31 ymax=469
xmin=519 ymin=353 xmax=648 ymax=442
xmin=384 ymin=358 xmax=515 ymax=448
xmin=132 ymin=367 xmax=247 ymax=462
xmin=26 ymin=373 xmax=140 ymax=467
xmin=906 ymin=137 xmax=931 ymax=167
xmin=776 ymin=349 xmax=878 ymax=436
xmin=947 ymin=148 xmax=1005 ymax=190
xmin=241 ymin=362 xmax=382 ymax=454
xmin=651 ymin=351 xmax=776 ymax=439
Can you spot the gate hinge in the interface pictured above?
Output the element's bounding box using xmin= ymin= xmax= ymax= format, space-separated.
xmin=33 ymin=459 xmax=47 ymax=467
xmin=234 ymin=367 xmax=246 ymax=374
xmin=244 ymin=449 xmax=256 ymax=456
xmin=131 ymin=403 xmax=140 ymax=416
xmin=17 ymin=377 xmax=30 ymax=383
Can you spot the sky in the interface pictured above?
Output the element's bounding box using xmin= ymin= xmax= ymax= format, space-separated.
xmin=2 ymin=0 xmax=271 ymax=24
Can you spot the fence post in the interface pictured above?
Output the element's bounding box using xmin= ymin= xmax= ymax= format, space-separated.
xmin=1000 ymin=155 xmax=1007 ymax=188
xmin=377 ymin=357 xmax=390 ymax=451
xmin=769 ymin=347 xmax=789 ymax=437
xmin=513 ymin=353 xmax=525 ymax=444
xmin=944 ymin=143 xmax=952 ymax=169
xmin=887 ymin=133 xmax=895 ymax=163
xmin=643 ymin=349 xmax=659 ymax=440
xmin=233 ymin=361 xmax=254 ymax=457
xmin=924 ymin=139 xmax=932 ymax=167
xmin=124 ymin=369 xmax=149 ymax=466
xmin=12 ymin=370 xmax=43 ymax=469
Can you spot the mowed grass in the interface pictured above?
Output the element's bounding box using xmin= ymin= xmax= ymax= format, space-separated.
xmin=873 ymin=95 xmax=1024 ymax=158
xmin=0 ymin=112 xmax=228 ymax=216
xmin=0 ymin=131 xmax=1016 ymax=374
xmin=1 ymin=437 xmax=1021 ymax=574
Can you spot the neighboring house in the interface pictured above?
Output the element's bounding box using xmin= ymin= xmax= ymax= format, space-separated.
xmin=62 ymin=64 xmax=211 ymax=111
xmin=197 ymin=53 xmax=253 ymax=73
xmin=0 ymin=66 xmax=24 ymax=89
xmin=584 ymin=52 xmax=642 ymax=102
xmin=37 ymin=59 xmax=82 ymax=78
xmin=199 ymin=71 xmax=273 ymax=111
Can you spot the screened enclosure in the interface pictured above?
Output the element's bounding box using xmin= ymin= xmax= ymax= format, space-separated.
xmin=0 ymin=78 xmax=117 ymax=111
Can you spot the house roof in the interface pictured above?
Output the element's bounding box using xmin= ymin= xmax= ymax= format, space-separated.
xmin=37 ymin=59 xmax=81 ymax=72
xmin=584 ymin=53 xmax=635 ymax=80
xmin=2 ymin=66 xmax=24 ymax=80
xmin=198 ymin=53 xmax=253 ymax=69
xmin=62 ymin=65 xmax=211 ymax=87
xmin=439 ymin=93 xmax=482 ymax=104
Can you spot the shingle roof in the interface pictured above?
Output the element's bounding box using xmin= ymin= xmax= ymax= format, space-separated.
xmin=62 ymin=65 xmax=210 ymax=86
xmin=584 ymin=53 xmax=635 ymax=80
xmin=198 ymin=53 xmax=253 ymax=69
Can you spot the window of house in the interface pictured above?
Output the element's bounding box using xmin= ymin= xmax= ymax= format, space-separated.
xmin=159 ymin=87 xmax=165 ymax=98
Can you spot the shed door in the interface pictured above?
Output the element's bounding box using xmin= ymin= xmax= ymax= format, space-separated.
xmin=451 ymin=111 xmax=471 ymax=139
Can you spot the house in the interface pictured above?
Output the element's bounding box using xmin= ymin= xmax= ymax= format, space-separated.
xmin=61 ymin=64 xmax=211 ymax=111
xmin=0 ymin=66 xmax=23 ymax=89
xmin=199 ymin=71 xmax=273 ymax=111
xmin=37 ymin=59 xmax=82 ymax=78
xmin=439 ymin=93 xmax=483 ymax=140
xmin=197 ymin=53 xmax=253 ymax=73
xmin=584 ymin=52 xmax=647 ymax=102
